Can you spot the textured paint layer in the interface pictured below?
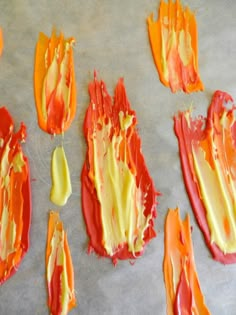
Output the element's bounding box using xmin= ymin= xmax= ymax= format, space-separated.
xmin=147 ymin=0 xmax=204 ymax=93
xmin=34 ymin=30 xmax=76 ymax=135
xmin=174 ymin=91 xmax=236 ymax=263
xmin=0 ymin=28 xmax=3 ymax=56
xmin=0 ymin=107 xmax=31 ymax=284
xmin=46 ymin=211 xmax=76 ymax=315
xmin=164 ymin=208 xmax=210 ymax=315
xmin=81 ymin=73 xmax=158 ymax=264
xmin=50 ymin=146 xmax=72 ymax=206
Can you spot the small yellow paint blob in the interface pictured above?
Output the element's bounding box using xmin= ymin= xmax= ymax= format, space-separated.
xmin=50 ymin=146 xmax=72 ymax=206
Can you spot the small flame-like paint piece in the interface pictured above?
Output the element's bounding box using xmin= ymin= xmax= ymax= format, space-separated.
xmin=164 ymin=208 xmax=210 ymax=315
xmin=0 ymin=28 xmax=3 ymax=56
xmin=147 ymin=0 xmax=204 ymax=93
xmin=46 ymin=211 xmax=76 ymax=315
xmin=81 ymin=73 xmax=158 ymax=264
xmin=174 ymin=91 xmax=236 ymax=263
xmin=50 ymin=146 xmax=72 ymax=207
xmin=0 ymin=107 xmax=31 ymax=285
xmin=34 ymin=30 xmax=76 ymax=135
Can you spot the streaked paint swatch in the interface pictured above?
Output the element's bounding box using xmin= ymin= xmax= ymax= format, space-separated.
xmin=46 ymin=211 xmax=76 ymax=314
xmin=164 ymin=208 xmax=210 ymax=315
xmin=174 ymin=91 xmax=236 ymax=263
xmin=0 ymin=107 xmax=31 ymax=284
xmin=147 ymin=0 xmax=204 ymax=93
xmin=81 ymin=73 xmax=158 ymax=265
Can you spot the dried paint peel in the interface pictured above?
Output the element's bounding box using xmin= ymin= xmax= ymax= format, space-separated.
xmin=34 ymin=30 xmax=76 ymax=135
xmin=0 ymin=107 xmax=31 ymax=284
xmin=164 ymin=208 xmax=210 ymax=315
xmin=46 ymin=211 xmax=76 ymax=315
xmin=50 ymin=146 xmax=72 ymax=206
xmin=174 ymin=91 xmax=236 ymax=263
xmin=34 ymin=29 xmax=76 ymax=206
xmin=81 ymin=73 xmax=158 ymax=265
xmin=147 ymin=0 xmax=204 ymax=93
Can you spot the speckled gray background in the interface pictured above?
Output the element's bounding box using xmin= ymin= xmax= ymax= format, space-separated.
xmin=0 ymin=1 xmax=236 ymax=314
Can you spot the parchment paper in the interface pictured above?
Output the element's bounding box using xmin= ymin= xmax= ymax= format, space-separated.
xmin=0 ymin=1 xmax=236 ymax=314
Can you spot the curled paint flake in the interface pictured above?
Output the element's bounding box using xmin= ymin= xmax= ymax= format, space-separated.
xmin=174 ymin=90 xmax=236 ymax=263
xmin=46 ymin=211 xmax=76 ymax=315
xmin=147 ymin=0 xmax=204 ymax=93
xmin=81 ymin=73 xmax=159 ymax=263
xmin=164 ymin=208 xmax=210 ymax=315
xmin=34 ymin=30 xmax=76 ymax=135
xmin=0 ymin=107 xmax=31 ymax=285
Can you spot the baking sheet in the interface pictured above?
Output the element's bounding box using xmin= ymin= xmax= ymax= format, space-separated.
xmin=1 ymin=0 xmax=236 ymax=314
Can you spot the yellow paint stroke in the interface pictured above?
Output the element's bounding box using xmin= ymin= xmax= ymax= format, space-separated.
xmin=50 ymin=146 xmax=72 ymax=206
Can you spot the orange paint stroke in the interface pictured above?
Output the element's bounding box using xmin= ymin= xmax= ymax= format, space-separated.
xmin=174 ymin=91 xmax=236 ymax=264
xmin=81 ymin=72 xmax=159 ymax=265
xmin=0 ymin=107 xmax=31 ymax=285
xmin=0 ymin=28 xmax=3 ymax=56
xmin=34 ymin=30 xmax=76 ymax=135
xmin=147 ymin=0 xmax=204 ymax=93
xmin=164 ymin=208 xmax=210 ymax=315
xmin=46 ymin=211 xmax=76 ymax=315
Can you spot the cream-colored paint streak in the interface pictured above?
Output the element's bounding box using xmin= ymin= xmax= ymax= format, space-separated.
xmin=50 ymin=146 xmax=72 ymax=206
xmin=92 ymin=113 xmax=152 ymax=257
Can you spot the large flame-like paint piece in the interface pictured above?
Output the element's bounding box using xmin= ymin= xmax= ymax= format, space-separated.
xmin=81 ymin=73 xmax=158 ymax=265
xmin=0 ymin=107 xmax=31 ymax=285
xmin=34 ymin=30 xmax=76 ymax=135
xmin=164 ymin=208 xmax=210 ymax=315
xmin=174 ymin=91 xmax=236 ymax=263
xmin=46 ymin=211 xmax=76 ymax=315
xmin=147 ymin=0 xmax=204 ymax=93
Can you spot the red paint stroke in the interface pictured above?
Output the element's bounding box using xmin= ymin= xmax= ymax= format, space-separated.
xmin=164 ymin=208 xmax=210 ymax=315
xmin=174 ymin=90 xmax=236 ymax=263
xmin=81 ymin=72 xmax=159 ymax=264
xmin=147 ymin=0 xmax=204 ymax=93
xmin=0 ymin=107 xmax=31 ymax=285
xmin=34 ymin=30 xmax=76 ymax=135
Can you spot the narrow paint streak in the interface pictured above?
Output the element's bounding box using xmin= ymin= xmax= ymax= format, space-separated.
xmin=46 ymin=211 xmax=76 ymax=315
xmin=147 ymin=0 xmax=204 ymax=93
xmin=50 ymin=146 xmax=72 ymax=206
xmin=0 ymin=28 xmax=3 ymax=56
xmin=174 ymin=90 xmax=236 ymax=263
xmin=34 ymin=30 xmax=76 ymax=135
xmin=0 ymin=107 xmax=31 ymax=285
xmin=164 ymin=208 xmax=210 ymax=315
xmin=81 ymin=73 xmax=158 ymax=264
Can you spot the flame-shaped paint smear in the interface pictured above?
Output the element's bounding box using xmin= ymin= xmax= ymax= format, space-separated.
xmin=0 ymin=107 xmax=31 ymax=285
xmin=174 ymin=91 xmax=236 ymax=263
xmin=0 ymin=28 xmax=3 ymax=56
xmin=34 ymin=30 xmax=76 ymax=135
xmin=46 ymin=211 xmax=76 ymax=315
xmin=81 ymin=73 xmax=158 ymax=265
xmin=147 ymin=0 xmax=204 ymax=93
xmin=164 ymin=208 xmax=210 ymax=315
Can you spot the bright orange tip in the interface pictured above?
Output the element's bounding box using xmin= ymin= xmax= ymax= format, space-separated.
xmin=34 ymin=30 xmax=76 ymax=135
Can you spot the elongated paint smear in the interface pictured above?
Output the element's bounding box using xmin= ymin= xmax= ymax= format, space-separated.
xmin=0 ymin=107 xmax=31 ymax=284
xmin=174 ymin=91 xmax=236 ymax=263
xmin=164 ymin=208 xmax=210 ymax=315
xmin=0 ymin=28 xmax=3 ymax=56
xmin=50 ymin=146 xmax=72 ymax=206
xmin=81 ymin=73 xmax=158 ymax=265
xmin=46 ymin=211 xmax=76 ymax=315
xmin=147 ymin=0 xmax=204 ymax=93
xmin=34 ymin=30 xmax=76 ymax=135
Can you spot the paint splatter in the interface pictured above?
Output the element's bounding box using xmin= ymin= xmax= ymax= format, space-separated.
xmin=81 ymin=73 xmax=158 ymax=265
xmin=174 ymin=91 xmax=236 ymax=263
xmin=46 ymin=211 xmax=76 ymax=315
xmin=0 ymin=107 xmax=31 ymax=284
xmin=147 ymin=0 xmax=204 ymax=93
xmin=34 ymin=30 xmax=76 ymax=135
xmin=164 ymin=208 xmax=210 ymax=315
